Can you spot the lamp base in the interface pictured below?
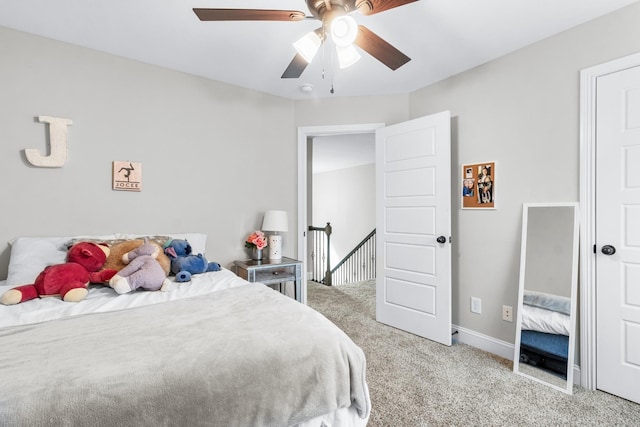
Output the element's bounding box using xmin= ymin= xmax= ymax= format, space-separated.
xmin=268 ymin=235 xmax=283 ymax=260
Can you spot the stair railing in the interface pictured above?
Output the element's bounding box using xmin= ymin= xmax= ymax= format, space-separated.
xmin=330 ymin=229 xmax=376 ymax=285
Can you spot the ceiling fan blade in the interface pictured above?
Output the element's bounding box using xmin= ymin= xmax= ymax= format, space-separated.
xmin=281 ymin=53 xmax=310 ymax=79
xmin=355 ymin=0 xmax=417 ymax=16
xmin=354 ymin=25 xmax=410 ymax=70
xmin=194 ymin=8 xmax=306 ymax=21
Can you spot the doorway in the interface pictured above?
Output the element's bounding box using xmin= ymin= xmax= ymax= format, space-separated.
xmin=297 ymin=123 xmax=384 ymax=304
xmin=311 ymin=133 xmax=376 ymax=282
xmin=298 ymin=114 xmax=453 ymax=346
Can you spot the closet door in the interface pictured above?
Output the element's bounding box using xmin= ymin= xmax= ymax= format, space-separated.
xmin=595 ymin=64 xmax=640 ymax=404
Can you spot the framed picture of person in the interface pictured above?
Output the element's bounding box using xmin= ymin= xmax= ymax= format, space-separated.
xmin=461 ymin=161 xmax=495 ymax=209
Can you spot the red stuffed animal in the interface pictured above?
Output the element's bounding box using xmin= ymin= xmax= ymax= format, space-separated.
xmin=0 ymin=242 xmax=117 ymax=305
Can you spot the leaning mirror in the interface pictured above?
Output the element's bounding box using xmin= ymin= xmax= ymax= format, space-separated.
xmin=513 ymin=203 xmax=579 ymax=394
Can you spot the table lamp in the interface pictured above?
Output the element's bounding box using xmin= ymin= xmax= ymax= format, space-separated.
xmin=262 ymin=210 xmax=288 ymax=260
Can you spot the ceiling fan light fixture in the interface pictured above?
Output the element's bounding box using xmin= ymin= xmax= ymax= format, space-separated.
xmin=336 ymin=44 xmax=361 ymax=69
xmin=293 ymin=31 xmax=322 ymax=63
xmin=331 ymin=15 xmax=358 ymax=47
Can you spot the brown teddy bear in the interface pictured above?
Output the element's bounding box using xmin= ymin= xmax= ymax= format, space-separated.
xmin=109 ymin=241 xmax=171 ymax=294
xmin=104 ymin=239 xmax=171 ymax=276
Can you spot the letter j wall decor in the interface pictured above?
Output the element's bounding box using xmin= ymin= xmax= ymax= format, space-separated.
xmin=112 ymin=161 xmax=142 ymax=192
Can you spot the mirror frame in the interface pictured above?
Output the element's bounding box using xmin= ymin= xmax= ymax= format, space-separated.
xmin=513 ymin=202 xmax=579 ymax=394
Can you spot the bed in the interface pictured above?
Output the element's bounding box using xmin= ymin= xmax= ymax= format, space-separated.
xmin=0 ymin=234 xmax=370 ymax=427
xmin=519 ymin=290 xmax=571 ymax=378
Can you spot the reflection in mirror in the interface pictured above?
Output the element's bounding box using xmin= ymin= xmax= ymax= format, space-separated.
xmin=513 ymin=203 xmax=579 ymax=394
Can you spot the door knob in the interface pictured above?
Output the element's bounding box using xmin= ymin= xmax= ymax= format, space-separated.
xmin=601 ymin=245 xmax=616 ymax=255
xmin=436 ymin=236 xmax=447 ymax=244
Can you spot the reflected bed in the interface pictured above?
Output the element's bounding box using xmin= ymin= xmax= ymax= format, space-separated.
xmin=519 ymin=290 xmax=571 ymax=378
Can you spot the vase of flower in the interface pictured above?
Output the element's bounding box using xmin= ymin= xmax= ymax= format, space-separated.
xmin=251 ymin=247 xmax=263 ymax=261
xmin=245 ymin=230 xmax=267 ymax=261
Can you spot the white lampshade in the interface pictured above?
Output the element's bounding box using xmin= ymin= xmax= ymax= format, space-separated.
xmin=336 ymin=44 xmax=361 ymax=69
xmin=262 ymin=210 xmax=289 ymax=232
xmin=293 ymin=31 xmax=322 ymax=63
xmin=331 ymin=15 xmax=359 ymax=47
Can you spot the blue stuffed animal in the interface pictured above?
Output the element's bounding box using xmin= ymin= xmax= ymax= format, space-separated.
xmin=163 ymin=239 xmax=221 ymax=282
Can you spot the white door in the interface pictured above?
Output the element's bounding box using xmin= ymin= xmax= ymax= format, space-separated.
xmin=596 ymin=65 xmax=640 ymax=404
xmin=375 ymin=112 xmax=452 ymax=345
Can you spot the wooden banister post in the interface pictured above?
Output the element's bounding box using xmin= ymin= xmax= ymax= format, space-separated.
xmin=324 ymin=222 xmax=332 ymax=286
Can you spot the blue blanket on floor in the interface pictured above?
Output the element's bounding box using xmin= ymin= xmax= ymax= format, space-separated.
xmin=520 ymin=330 xmax=568 ymax=359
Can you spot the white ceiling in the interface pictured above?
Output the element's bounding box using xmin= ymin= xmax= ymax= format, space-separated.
xmin=0 ymin=0 xmax=637 ymax=100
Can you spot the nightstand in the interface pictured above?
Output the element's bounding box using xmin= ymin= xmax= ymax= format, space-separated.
xmin=234 ymin=257 xmax=302 ymax=302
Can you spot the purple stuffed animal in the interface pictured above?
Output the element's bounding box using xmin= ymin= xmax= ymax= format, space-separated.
xmin=109 ymin=241 xmax=171 ymax=294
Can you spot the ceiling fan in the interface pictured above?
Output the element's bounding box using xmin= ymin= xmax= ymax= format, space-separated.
xmin=193 ymin=0 xmax=416 ymax=79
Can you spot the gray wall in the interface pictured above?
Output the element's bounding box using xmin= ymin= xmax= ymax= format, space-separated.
xmin=1 ymin=1 xmax=640 ymax=348
xmin=0 ymin=26 xmax=297 ymax=276
xmin=312 ymin=163 xmax=375 ymax=268
xmin=409 ymin=1 xmax=640 ymax=342
xmin=295 ymin=95 xmax=410 ymax=127
xmin=524 ymin=206 xmax=575 ymax=299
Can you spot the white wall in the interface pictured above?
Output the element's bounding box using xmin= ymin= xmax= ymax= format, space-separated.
xmin=0 ymin=26 xmax=297 ymax=277
xmin=312 ymin=163 xmax=375 ymax=268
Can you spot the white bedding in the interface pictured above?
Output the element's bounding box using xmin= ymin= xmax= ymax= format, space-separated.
xmin=521 ymin=304 xmax=570 ymax=336
xmin=0 ymin=268 xmax=245 ymax=329
xmin=0 ymin=233 xmax=370 ymax=427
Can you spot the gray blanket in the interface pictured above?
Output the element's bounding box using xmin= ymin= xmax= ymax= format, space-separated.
xmin=523 ymin=289 xmax=571 ymax=315
xmin=0 ymin=284 xmax=369 ymax=426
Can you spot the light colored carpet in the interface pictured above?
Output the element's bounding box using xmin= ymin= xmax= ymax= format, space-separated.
xmin=307 ymin=280 xmax=640 ymax=426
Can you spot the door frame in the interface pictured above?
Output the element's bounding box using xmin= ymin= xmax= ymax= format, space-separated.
xmin=579 ymin=50 xmax=640 ymax=390
xmin=297 ymin=123 xmax=385 ymax=304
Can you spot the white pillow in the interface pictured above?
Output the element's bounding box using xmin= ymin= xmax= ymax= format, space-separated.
xmin=116 ymin=233 xmax=207 ymax=255
xmin=170 ymin=233 xmax=207 ymax=255
xmin=521 ymin=305 xmax=570 ymax=336
xmin=6 ymin=234 xmax=118 ymax=287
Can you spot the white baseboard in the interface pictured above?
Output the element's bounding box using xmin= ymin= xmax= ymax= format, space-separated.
xmin=573 ymin=365 xmax=581 ymax=386
xmin=453 ymin=324 xmax=581 ymax=387
xmin=453 ymin=324 xmax=514 ymax=360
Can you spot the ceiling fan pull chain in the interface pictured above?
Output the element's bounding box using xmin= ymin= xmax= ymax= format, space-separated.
xmin=322 ymin=38 xmax=327 ymax=80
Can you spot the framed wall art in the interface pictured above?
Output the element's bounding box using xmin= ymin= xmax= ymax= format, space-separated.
xmin=461 ymin=161 xmax=495 ymax=209
xmin=112 ymin=161 xmax=142 ymax=192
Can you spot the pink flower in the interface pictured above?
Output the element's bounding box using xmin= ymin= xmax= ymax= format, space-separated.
xmin=245 ymin=230 xmax=268 ymax=250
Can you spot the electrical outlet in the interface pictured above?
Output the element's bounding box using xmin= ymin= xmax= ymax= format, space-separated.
xmin=502 ymin=305 xmax=513 ymax=322
xmin=471 ymin=297 xmax=481 ymax=314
